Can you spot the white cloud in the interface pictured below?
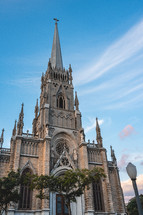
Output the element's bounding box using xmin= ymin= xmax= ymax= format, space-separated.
xmin=85 ymin=118 xmax=104 ymax=133
xmin=75 ymin=19 xmax=143 ymax=85
xmin=78 ymin=69 xmax=142 ymax=96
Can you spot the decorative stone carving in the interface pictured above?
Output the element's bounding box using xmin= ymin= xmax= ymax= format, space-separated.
xmin=80 ymin=128 xmax=85 ymax=142
xmin=110 ymin=145 xmax=117 ymax=165
xmin=73 ymin=149 xmax=78 ymax=161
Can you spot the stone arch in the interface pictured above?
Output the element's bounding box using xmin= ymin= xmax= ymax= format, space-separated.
xmin=50 ymin=165 xmax=83 ymax=215
xmin=52 ymin=166 xmax=72 ymax=176
xmin=51 ymin=132 xmax=77 ymax=157
xmin=20 ymin=160 xmax=36 ymax=175
xmin=56 ymin=85 xmax=67 ymax=109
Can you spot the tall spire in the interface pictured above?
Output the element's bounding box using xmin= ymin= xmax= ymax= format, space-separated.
xmin=50 ymin=18 xmax=63 ymax=70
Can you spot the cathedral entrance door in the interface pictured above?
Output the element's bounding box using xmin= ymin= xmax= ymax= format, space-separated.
xmin=56 ymin=194 xmax=69 ymax=215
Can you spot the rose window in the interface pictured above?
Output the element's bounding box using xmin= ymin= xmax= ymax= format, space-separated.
xmin=56 ymin=142 xmax=69 ymax=155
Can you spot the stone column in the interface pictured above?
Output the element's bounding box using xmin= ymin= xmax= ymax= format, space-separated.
xmin=115 ymin=167 xmax=126 ymax=213
xmin=75 ymin=110 xmax=82 ymax=130
xmin=13 ymin=136 xmax=22 ymax=171
xmin=101 ymin=149 xmax=114 ymax=213
xmin=41 ymin=136 xmax=51 ymax=215
xmin=79 ymin=142 xmax=94 ymax=215
xmin=9 ymin=137 xmax=15 ymax=170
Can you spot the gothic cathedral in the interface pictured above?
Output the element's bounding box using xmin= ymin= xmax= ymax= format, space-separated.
xmin=0 ymin=21 xmax=126 ymax=215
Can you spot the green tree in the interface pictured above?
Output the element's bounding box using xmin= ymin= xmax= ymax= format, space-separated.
xmin=33 ymin=167 xmax=105 ymax=215
xmin=127 ymin=194 xmax=143 ymax=215
xmin=0 ymin=170 xmax=21 ymax=215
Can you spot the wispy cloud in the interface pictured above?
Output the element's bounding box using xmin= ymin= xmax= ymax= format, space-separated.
xmin=118 ymin=153 xmax=143 ymax=171
xmin=121 ymin=174 xmax=143 ymax=203
xmin=75 ymin=19 xmax=143 ymax=85
xmin=85 ymin=118 xmax=104 ymax=133
xmin=9 ymin=77 xmax=40 ymax=87
xmin=78 ymin=69 xmax=142 ymax=96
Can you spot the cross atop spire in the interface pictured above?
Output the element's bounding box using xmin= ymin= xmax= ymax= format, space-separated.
xmin=50 ymin=18 xmax=63 ymax=70
xmin=53 ymin=18 xmax=59 ymax=24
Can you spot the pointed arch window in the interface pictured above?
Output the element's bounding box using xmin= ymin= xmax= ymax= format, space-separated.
xmin=57 ymin=94 xmax=65 ymax=109
xmin=19 ymin=168 xmax=32 ymax=210
xmin=93 ymin=180 xmax=104 ymax=212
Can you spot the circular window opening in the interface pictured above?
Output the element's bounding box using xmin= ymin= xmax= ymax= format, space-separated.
xmin=56 ymin=142 xmax=69 ymax=155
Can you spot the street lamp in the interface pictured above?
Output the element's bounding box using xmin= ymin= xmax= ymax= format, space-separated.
xmin=126 ymin=162 xmax=143 ymax=215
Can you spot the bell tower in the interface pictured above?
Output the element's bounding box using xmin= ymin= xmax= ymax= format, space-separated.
xmin=31 ymin=20 xmax=83 ymax=176
xmin=33 ymin=19 xmax=82 ymax=141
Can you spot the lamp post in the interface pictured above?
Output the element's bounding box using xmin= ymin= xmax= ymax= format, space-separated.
xmin=126 ymin=162 xmax=143 ymax=215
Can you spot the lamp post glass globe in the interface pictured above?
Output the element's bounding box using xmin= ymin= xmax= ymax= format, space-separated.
xmin=126 ymin=162 xmax=137 ymax=180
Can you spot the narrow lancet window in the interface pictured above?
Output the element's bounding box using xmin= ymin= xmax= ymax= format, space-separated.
xmin=93 ymin=180 xmax=104 ymax=212
xmin=19 ymin=168 xmax=32 ymax=210
xmin=57 ymin=94 xmax=65 ymax=109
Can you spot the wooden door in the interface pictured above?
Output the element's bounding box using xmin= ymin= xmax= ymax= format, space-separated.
xmin=56 ymin=194 xmax=69 ymax=215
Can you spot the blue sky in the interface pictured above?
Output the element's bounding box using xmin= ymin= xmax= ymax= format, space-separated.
xmin=0 ymin=0 xmax=143 ymax=202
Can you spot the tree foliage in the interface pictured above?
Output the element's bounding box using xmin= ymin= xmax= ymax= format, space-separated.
xmin=0 ymin=170 xmax=21 ymax=215
xmin=127 ymin=194 xmax=143 ymax=215
xmin=32 ymin=167 xmax=105 ymax=215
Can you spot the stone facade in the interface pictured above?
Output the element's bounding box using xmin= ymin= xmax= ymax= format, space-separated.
xmin=0 ymin=21 xmax=126 ymax=215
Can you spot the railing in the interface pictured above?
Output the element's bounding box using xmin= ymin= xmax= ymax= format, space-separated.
xmin=87 ymin=140 xmax=98 ymax=148
xmin=0 ymin=148 xmax=11 ymax=154
xmin=22 ymin=132 xmax=38 ymax=138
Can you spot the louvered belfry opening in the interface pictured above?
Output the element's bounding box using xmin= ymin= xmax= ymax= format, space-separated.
xmin=19 ymin=168 xmax=32 ymax=210
xmin=57 ymin=95 xmax=65 ymax=109
xmin=93 ymin=180 xmax=104 ymax=212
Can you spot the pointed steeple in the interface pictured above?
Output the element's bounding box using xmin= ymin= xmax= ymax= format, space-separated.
xmin=17 ymin=103 xmax=24 ymax=135
xmin=96 ymin=118 xmax=103 ymax=146
xmin=32 ymin=99 xmax=39 ymax=136
xmin=50 ymin=18 xmax=63 ymax=70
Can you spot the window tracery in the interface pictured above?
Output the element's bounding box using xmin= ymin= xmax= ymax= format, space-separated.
xmin=56 ymin=142 xmax=69 ymax=155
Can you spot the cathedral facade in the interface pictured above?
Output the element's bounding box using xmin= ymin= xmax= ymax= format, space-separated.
xmin=0 ymin=21 xmax=126 ymax=215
